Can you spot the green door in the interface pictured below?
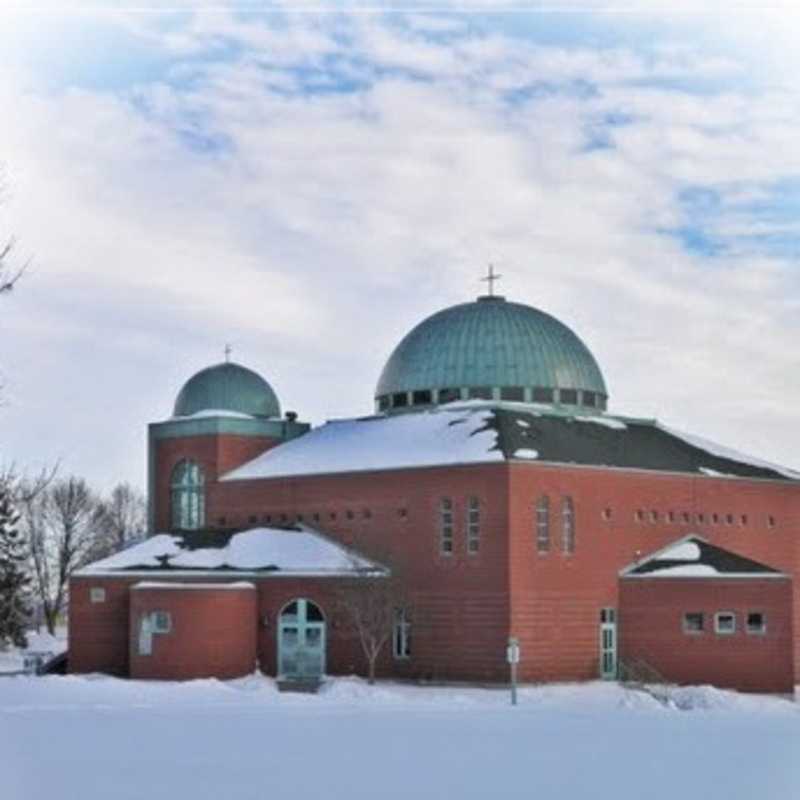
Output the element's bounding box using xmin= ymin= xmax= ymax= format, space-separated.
xmin=278 ymin=599 xmax=326 ymax=680
xmin=599 ymin=607 xmax=617 ymax=680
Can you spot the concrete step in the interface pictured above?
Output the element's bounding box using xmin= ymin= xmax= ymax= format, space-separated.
xmin=277 ymin=678 xmax=323 ymax=694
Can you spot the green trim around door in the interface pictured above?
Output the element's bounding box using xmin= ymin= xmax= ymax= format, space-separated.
xmin=278 ymin=599 xmax=326 ymax=681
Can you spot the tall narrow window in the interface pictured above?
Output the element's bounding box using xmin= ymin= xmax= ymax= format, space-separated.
xmin=536 ymin=495 xmax=550 ymax=553
xmin=170 ymin=459 xmax=205 ymax=530
xmin=466 ymin=496 xmax=480 ymax=554
xmin=561 ymin=496 xmax=575 ymax=554
xmin=393 ymin=608 xmax=411 ymax=659
xmin=439 ymin=498 xmax=454 ymax=555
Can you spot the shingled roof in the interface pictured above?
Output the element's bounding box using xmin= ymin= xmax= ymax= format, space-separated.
xmin=491 ymin=407 xmax=799 ymax=481
xmin=222 ymin=402 xmax=799 ymax=482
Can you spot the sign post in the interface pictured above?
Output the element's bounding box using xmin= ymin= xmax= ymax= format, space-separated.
xmin=506 ymin=636 xmax=520 ymax=706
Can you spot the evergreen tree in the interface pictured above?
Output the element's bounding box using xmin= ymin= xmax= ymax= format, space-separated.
xmin=0 ymin=487 xmax=31 ymax=648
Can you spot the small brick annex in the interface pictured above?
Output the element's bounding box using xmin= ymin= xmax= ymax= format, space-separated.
xmin=71 ymin=573 xmax=395 ymax=681
xmin=618 ymin=575 xmax=794 ymax=694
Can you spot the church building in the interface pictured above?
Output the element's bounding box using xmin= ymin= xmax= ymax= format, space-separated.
xmin=69 ymin=285 xmax=798 ymax=693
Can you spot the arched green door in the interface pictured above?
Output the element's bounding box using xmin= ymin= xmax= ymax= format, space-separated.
xmin=278 ymin=599 xmax=326 ymax=680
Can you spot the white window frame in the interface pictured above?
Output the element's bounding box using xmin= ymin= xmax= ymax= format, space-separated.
xmin=714 ymin=611 xmax=736 ymax=635
xmin=90 ymin=587 xmax=107 ymax=604
xmin=152 ymin=610 xmax=172 ymax=634
xmin=439 ymin=498 xmax=454 ymax=556
xmin=393 ymin=608 xmax=411 ymax=660
xmin=536 ymin=495 xmax=550 ymax=553
xmin=682 ymin=612 xmax=704 ymax=634
xmin=746 ymin=611 xmax=767 ymax=635
xmin=561 ymin=496 xmax=575 ymax=555
xmin=466 ymin=496 xmax=480 ymax=555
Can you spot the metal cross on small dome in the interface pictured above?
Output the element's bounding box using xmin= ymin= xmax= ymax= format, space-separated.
xmin=224 ymin=343 xmax=233 ymax=363
xmin=481 ymin=264 xmax=502 ymax=296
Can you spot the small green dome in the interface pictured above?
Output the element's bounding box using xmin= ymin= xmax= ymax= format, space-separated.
xmin=173 ymin=362 xmax=281 ymax=419
xmin=375 ymin=295 xmax=607 ymax=413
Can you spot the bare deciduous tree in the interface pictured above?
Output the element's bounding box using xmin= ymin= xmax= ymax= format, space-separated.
xmin=89 ymin=482 xmax=147 ymax=561
xmin=22 ymin=476 xmax=100 ymax=634
xmin=0 ymin=169 xmax=25 ymax=295
xmin=335 ymin=547 xmax=411 ymax=685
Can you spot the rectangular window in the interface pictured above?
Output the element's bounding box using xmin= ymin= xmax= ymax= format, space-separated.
xmin=467 ymin=496 xmax=480 ymax=554
xmin=439 ymin=498 xmax=454 ymax=555
xmin=90 ymin=587 xmax=106 ymax=604
xmin=532 ymin=387 xmax=554 ymax=403
xmin=500 ymin=386 xmax=524 ymax=402
xmin=536 ymin=495 xmax=550 ymax=553
xmin=437 ymin=388 xmax=460 ymax=404
xmin=600 ymin=608 xmax=616 ymax=624
xmin=392 ymin=392 xmax=408 ymax=408
xmin=715 ymin=612 xmax=736 ymax=635
xmin=468 ymin=386 xmax=493 ymax=400
xmin=683 ymin=612 xmax=704 ymax=633
xmin=393 ymin=608 xmax=411 ymax=659
xmin=412 ymin=390 xmax=432 ymax=405
xmin=582 ymin=391 xmax=597 ymax=407
xmin=152 ymin=611 xmax=172 ymax=634
xmin=746 ymin=612 xmax=766 ymax=635
xmin=561 ymin=496 xmax=575 ymax=554
xmin=559 ymin=389 xmax=578 ymax=405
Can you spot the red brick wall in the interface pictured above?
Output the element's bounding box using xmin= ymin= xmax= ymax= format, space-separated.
xmin=211 ymin=464 xmax=512 ymax=681
xmin=129 ymin=584 xmax=258 ymax=680
xmin=71 ymin=575 xmax=402 ymax=680
xmin=153 ymin=434 xmax=280 ymax=530
xmin=126 ymin=450 xmax=800 ymax=686
xmin=507 ymin=463 xmax=799 ymax=683
xmin=619 ymin=577 xmax=794 ymax=693
xmin=69 ymin=577 xmax=140 ymax=676
xmin=251 ymin=578 xmax=369 ymax=677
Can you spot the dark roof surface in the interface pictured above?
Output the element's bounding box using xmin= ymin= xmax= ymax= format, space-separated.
xmin=491 ymin=408 xmax=797 ymax=481
xmin=624 ymin=536 xmax=785 ymax=577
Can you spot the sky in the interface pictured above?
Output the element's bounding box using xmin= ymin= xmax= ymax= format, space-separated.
xmin=2 ymin=1 xmax=800 ymax=492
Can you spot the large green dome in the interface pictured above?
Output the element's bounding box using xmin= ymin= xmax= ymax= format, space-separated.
xmin=173 ymin=362 xmax=281 ymax=419
xmin=375 ymin=295 xmax=607 ymax=413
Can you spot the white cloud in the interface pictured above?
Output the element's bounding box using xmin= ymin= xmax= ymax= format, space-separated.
xmin=1 ymin=7 xmax=800 ymax=490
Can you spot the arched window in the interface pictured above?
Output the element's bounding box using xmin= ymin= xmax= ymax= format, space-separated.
xmin=170 ymin=460 xmax=205 ymax=530
xmin=561 ymin=496 xmax=575 ymax=554
xmin=536 ymin=495 xmax=550 ymax=553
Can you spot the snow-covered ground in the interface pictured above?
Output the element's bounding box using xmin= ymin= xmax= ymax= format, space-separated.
xmin=0 ymin=630 xmax=67 ymax=674
xmin=1 ymin=675 xmax=798 ymax=800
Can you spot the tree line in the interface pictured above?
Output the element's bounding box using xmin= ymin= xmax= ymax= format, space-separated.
xmin=0 ymin=472 xmax=146 ymax=647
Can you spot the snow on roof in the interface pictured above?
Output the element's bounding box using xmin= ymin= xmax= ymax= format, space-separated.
xmin=643 ymin=564 xmax=720 ymax=577
xmin=512 ymin=448 xmax=539 ymax=459
xmin=621 ymin=535 xmax=787 ymax=579
xmin=574 ymin=415 xmax=628 ymax=430
xmin=222 ymin=405 xmax=502 ymax=481
xmin=171 ymin=409 xmax=256 ymax=420
xmin=77 ymin=526 xmax=383 ymax=576
xmin=658 ymin=423 xmax=800 ymax=480
xmin=658 ymin=541 xmax=702 ymax=561
xmin=132 ymin=582 xmax=256 ymax=590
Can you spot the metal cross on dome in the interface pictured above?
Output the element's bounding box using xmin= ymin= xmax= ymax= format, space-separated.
xmin=224 ymin=343 xmax=233 ymax=363
xmin=481 ymin=264 xmax=502 ymax=296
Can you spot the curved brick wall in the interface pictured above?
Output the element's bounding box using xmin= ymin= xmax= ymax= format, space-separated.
xmin=129 ymin=583 xmax=257 ymax=680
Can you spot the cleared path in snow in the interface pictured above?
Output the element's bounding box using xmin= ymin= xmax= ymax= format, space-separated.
xmin=1 ymin=676 xmax=798 ymax=800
